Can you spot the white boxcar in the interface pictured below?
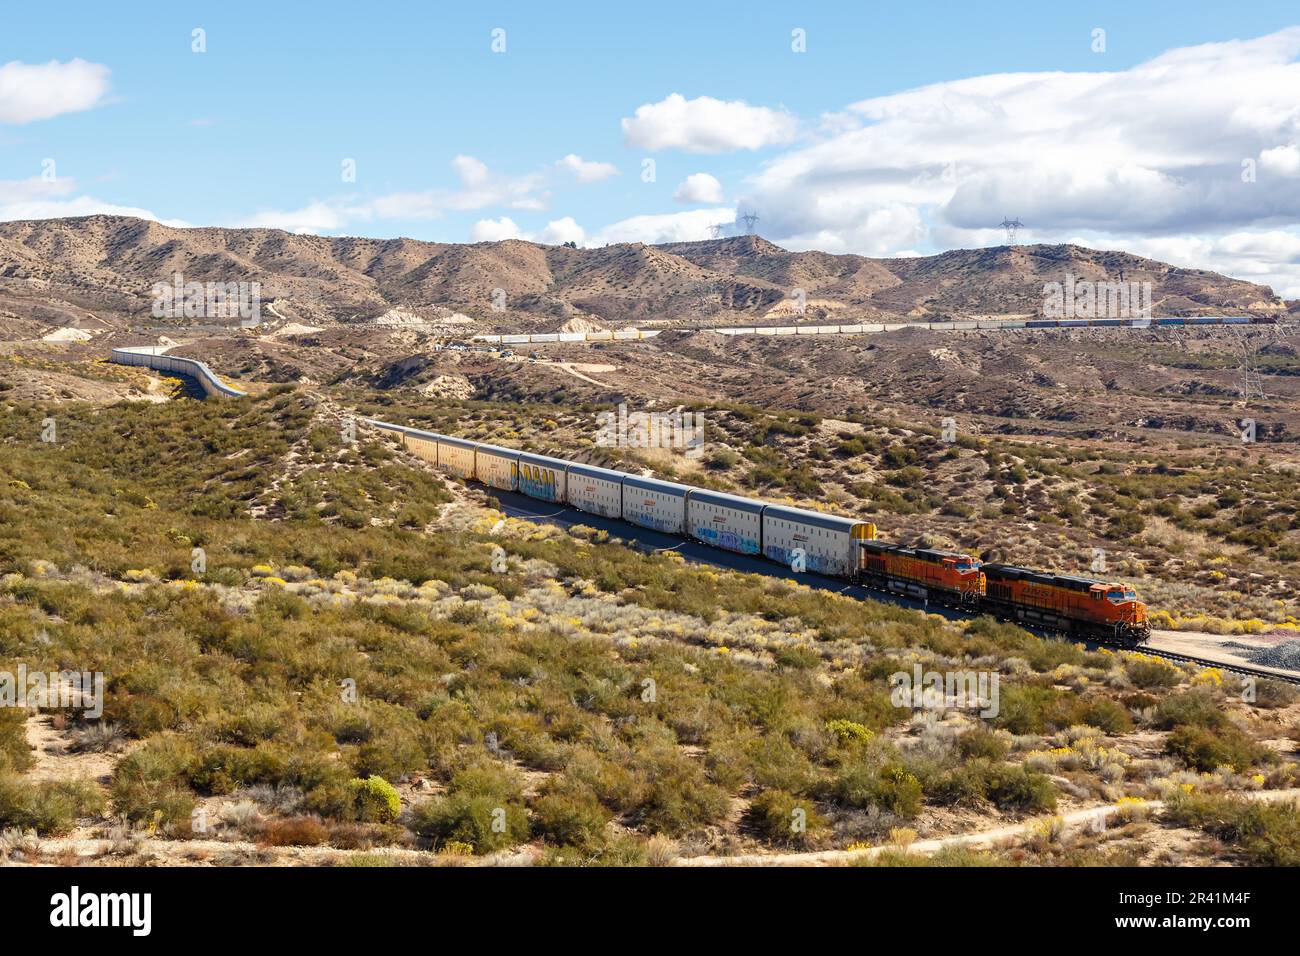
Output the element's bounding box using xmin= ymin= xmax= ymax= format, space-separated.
xmin=566 ymin=463 xmax=626 ymax=519
xmin=685 ymin=489 xmax=763 ymax=555
xmin=762 ymin=505 xmax=875 ymax=577
xmin=621 ymin=475 xmax=689 ymax=535
xmin=475 ymin=443 xmax=518 ymax=491
xmin=402 ymin=427 xmax=442 ymax=466
xmin=517 ymin=451 xmax=568 ymax=504
xmin=436 ymin=436 xmax=477 ymax=479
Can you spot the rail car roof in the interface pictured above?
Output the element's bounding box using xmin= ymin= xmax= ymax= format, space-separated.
xmin=436 ymin=435 xmax=480 ymax=450
xmin=566 ymin=462 xmax=629 ymax=482
xmin=684 ymin=488 xmax=766 ymax=514
xmin=861 ymin=541 xmax=970 ymax=561
xmin=983 ymin=564 xmax=1101 ymax=591
xmin=762 ymin=504 xmax=868 ymax=534
xmin=622 ymin=474 xmax=693 ymax=498
xmin=516 ymin=451 xmax=571 ymax=470
xmin=474 ymin=442 xmax=520 ymax=458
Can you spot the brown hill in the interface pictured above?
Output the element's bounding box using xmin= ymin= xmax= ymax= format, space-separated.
xmin=0 ymin=215 xmax=1286 ymax=332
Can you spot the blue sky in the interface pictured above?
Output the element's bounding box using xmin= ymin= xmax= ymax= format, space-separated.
xmin=3 ymin=1 xmax=1300 ymax=294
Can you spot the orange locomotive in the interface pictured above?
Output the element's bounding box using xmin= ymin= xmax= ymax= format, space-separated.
xmin=857 ymin=541 xmax=986 ymax=608
xmin=980 ymin=564 xmax=1150 ymax=645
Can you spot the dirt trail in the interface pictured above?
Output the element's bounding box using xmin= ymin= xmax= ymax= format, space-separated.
xmin=23 ymin=713 xmax=118 ymax=785
xmin=675 ymin=789 xmax=1300 ymax=867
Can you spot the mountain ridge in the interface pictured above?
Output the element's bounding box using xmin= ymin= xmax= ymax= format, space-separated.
xmin=0 ymin=215 xmax=1287 ymax=332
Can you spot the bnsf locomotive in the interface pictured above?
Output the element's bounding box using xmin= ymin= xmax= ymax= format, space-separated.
xmin=855 ymin=541 xmax=1149 ymax=645
xmin=367 ymin=419 xmax=1152 ymax=647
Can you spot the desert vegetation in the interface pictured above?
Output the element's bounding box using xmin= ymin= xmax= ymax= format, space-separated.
xmin=1 ymin=389 xmax=1297 ymax=866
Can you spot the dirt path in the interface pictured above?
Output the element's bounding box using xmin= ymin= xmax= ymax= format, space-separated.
xmin=674 ymin=789 xmax=1300 ymax=867
xmin=23 ymin=713 xmax=118 ymax=785
xmin=543 ymin=361 xmax=618 ymax=387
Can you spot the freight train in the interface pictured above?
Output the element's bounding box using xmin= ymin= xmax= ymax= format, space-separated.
xmin=366 ymin=419 xmax=1151 ymax=646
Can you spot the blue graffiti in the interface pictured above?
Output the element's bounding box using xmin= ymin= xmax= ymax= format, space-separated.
xmin=697 ymin=527 xmax=759 ymax=554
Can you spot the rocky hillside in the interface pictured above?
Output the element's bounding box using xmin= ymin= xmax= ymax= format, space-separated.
xmin=0 ymin=216 xmax=1287 ymax=332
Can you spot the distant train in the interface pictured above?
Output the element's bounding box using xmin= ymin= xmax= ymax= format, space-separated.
xmin=366 ymin=419 xmax=1151 ymax=646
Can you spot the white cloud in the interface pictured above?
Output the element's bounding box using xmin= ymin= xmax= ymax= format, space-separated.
xmin=673 ymin=173 xmax=724 ymax=204
xmin=1260 ymin=144 xmax=1300 ymax=177
xmin=237 ymin=202 xmax=350 ymax=234
xmin=470 ymin=216 xmax=523 ymax=242
xmin=718 ymin=27 xmax=1300 ymax=294
xmin=622 ymin=93 xmax=798 ymax=153
xmin=0 ymin=59 xmax=111 ymax=124
xmin=556 ymin=154 xmax=618 ymax=183
xmin=451 ymin=155 xmax=489 ymax=187
xmin=0 ymin=175 xmax=187 ymax=226
xmin=1111 ymin=230 xmax=1300 ymax=300
xmin=594 ymin=207 xmax=735 ymax=245
xmin=539 ymin=216 xmax=585 ymax=245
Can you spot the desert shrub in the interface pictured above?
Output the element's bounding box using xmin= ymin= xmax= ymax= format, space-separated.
xmin=838 ymin=762 xmax=922 ymax=819
xmin=109 ymin=734 xmax=197 ymax=831
xmin=956 ymin=727 xmax=1008 ymax=761
xmin=349 ymin=775 xmax=401 ymax=824
xmin=260 ymin=815 xmax=330 ymax=847
xmin=1153 ymin=690 xmax=1224 ymax=730
xmin=407 ymin=793 xmax=530 ymax=854
xmin=531 ymin=786 xmax=610 ymax=850
xmin=982 ymin=764 xmax=1056 ymax=813
xmin=638 ymin=759 xmax=731 ymax=836
xmin=1165 ymin=724 xmax=1273 ymax=773
xmin=1127 ymin=657 xmax=1181 ymax=689
xmin=930 ymin=759 xmax=1055 ymax=813
xmin=0 ymin=709 xmax=33 ymax=772
xmin=1164 ymin=793 xmax=1300 ymax=866
xmin=0 ymin=776 xmax=106 ymax=835
xmin=863 ymin=844 xmax=1005 ymax=867
xmin=1251 ymin=680 xmax=1299 ymax=710
xmin=746 ymin=790 xmax=826 ymax=845
xmin=992 ymin=684 xmax=1080 ymax=735
xmin=1079 ymin=697 xmax=1133 ymax=734
xmin=827 ymin=719 xmax=875 ymax=746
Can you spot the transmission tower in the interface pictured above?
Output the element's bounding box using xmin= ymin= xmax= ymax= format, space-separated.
xmin=998 ymin=217 xmax=1025 ymax=245
xmin=740 ymin=212 xmax=760 ymax=235
xmin=709 ymin=224 xmax=725 ymax=239
xmin=1231 ymin=326 xmax=1271 ymax=407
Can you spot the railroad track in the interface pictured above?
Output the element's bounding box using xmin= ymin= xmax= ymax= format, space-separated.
xmin=1134 ymin=645 xmax=1300 ymax=686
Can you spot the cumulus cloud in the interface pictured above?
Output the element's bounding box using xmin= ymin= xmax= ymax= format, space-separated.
xmin=0 ymin=59 xmax=111 ymax=124
xmin=556 ymin=154 xmax=618 ymax=183
xmin=451 ymin=155 xmax=489 ymax=187
xmin=1260 ymin=144 xmax=1300 ymax=177
xmin=594 ymin=208 xmax=735 ymax=245
xmin=539 ymin=216 xmax=586 ymax=245
xmin=237 ymin=202 xmax=351 ymax=234
xmin=673 ymin=172 xmax=724 ymax=204
xmin=470 ymin=216 xmax=524 ymax=242
xmin=622 ymin=93 xmax=798 ymax=153
xmin=0 ymin=176 xmax=187 ymax=226
xmin=741 ymin=28 xmax=1300 ymax=250
xmin=1108 ymin=230 xmax=1300 ymax=300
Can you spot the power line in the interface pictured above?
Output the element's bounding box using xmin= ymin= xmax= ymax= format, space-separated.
xmin=998 ymin=217 xmax=1025 ymax=245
